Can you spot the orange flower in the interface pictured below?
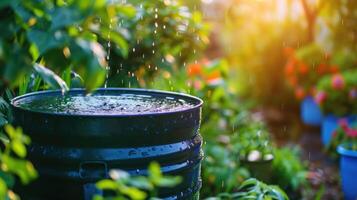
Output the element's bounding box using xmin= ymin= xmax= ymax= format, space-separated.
xmin=283 ymin=47 xmax=295 ymax=57
xmin=205 ymin=71 xmax=222 ymax=85
xmin=187 ymin=63 xmax=202 ymax=76
xmin=284 ymin=60 xmax=295 ymax=76
xmin=299 ymin=63 xmax=309 ymax=75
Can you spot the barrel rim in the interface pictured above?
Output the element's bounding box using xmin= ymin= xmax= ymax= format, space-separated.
xmin=10 ymin=88 xmax=203 ymax=117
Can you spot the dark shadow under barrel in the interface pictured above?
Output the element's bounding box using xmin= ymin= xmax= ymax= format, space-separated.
xmin=11 ymin=88 xmax=203 ymax=200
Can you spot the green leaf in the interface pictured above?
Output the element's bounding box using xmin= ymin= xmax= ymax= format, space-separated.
xmin=128 ymin=176 xmax=153 ymax=190
xmin=33 ymin=63 xmax=69 ymax=93
xmin=0 ymin=97 xmax=9 ymax=116
xmin=4 ymin=48 xmax=32 ymax=87
xmin=11 ymin=140 xmax=27 ymax=158
xmin=70 ymin=39 xmax=106 ymax=92
xmin=0 ymin=132 xmax=9 ymax=144
xmin=4 ymin=125 xmax=16 ymax=139
xmin=154 ymin=176 xmax=182 ymax=188
xmin=0 ymin=0 xmax=12 ymax=9
xmin=0 ymin=171 xmax=15 ymax=188
xmin=116 ymin=4 xmax=136 ymax=18
xmin=27 ymin=29 xmax=69 ymax=55
xmin=2 ymin=155 xmax=38 ymax=185
xmin=148 ymin=162 xmax=162 ymax=181
xmin=120 ymin=186 xmax=147 ymax=200
xmin=29 ymin=44 xmax=40 ymax=61
xmin=0 ymin=178 xmax=7 ymax=200
xmin=96 ymin=179 xmax=117 ymax=190
xmin=50 ymin=7 xmax=84 ymax=31
xmin=100 ymin=28 xmax=129 ymax=58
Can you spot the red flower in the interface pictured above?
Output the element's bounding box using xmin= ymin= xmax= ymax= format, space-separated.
xmin=295 ymin=87 xmax=305 ymax=100
xmin=338 ymin=119 xmax=357 ymax=138
xmin=193 ymin=80 xmax=203 ymax=90
xmin=330 ymin=65 xmax=340 ymax=73
xmin=346 ymin=129 xmax=357 ymax=138
xmin=339 ymin=119 xmax=349 ymax=132
xmin=314 ymin=91 xmax=327 ymax=104
xmin=331 ymin=74 xmax=345 ymax=90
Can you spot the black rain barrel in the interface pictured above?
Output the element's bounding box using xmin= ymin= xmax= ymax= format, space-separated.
xmin=10 ymin=88 xmax=203 ymax=200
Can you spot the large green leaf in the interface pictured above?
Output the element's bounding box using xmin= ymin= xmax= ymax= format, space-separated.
xmin=4 ymin=48 xmax=32 ymax=87
xmin=1 ymin=155 xmax=37 ymax=185
xmin=70 ymin=39 xmax=106 ymax=91
xmin=27 ymin=29 xmax=69 ymax=55
xmin=50 ymin=7 xmax=84 ymax=31
xmin=0 ymin=178 xmax=7 ymax=200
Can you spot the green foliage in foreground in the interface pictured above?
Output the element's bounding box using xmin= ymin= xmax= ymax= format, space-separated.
xmin=205 ymin=178 xmax=289 ymax=200
xmin=94 ymin=162 xmax=181 ymax=200
xmin=0 ymin=0 xmax=135 ymax=92
xmin=0 ymin=125 xmax=37 ymax=200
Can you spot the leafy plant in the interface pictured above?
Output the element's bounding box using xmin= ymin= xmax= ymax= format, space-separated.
xmin=271 ymin=147 xmax=308 ymax=193
xmin=284 ymin=44 xmax=357 ymax=101
xmin=0 ymin=0 xmax=136 ymax=92
xmin=327 ymin=120 xmax=357 ymax=157
xmin=0 ymin=125 xmax=38 ymax=200
xmin=232 ymin=122 xmax=273 ymax=162
xmin=315 ymin=69 xmax=357 ymax=116
xmin=205 ymin=178 xmax=289 ymax=200
xmin=94 ymin=162 xmax=181 ymax=200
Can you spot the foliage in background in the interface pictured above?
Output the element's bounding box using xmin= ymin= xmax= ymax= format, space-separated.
xmin=205 ymin=178 xmax=289 ymax=200
xmin=284 ymin=44 xmax=336 ymax=100
xmin=106 ymin=0 xmax=210 ymax=88
xmin=320 ymin=1 xmax=357 ymax=52
xmin=315 ymin=69 xmax=357 ymax=116
xmin=271 ymin=147 xmax=308 ymax=194
xmin=327 ymin=121 xmax=357 ymax=157
xmin=0 ymin=125 xmax=37 ymax=200
xmin=151 ymin=59 xmax=301 ymax=198
xmin=219 ymin=0 xmax=306 ymax=107
xmin=94 ymin=162 xmax=181 ymax=200
xmin=284 ymin=44 xmax=357 ymax=101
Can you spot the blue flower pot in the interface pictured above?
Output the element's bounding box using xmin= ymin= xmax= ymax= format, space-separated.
xmin=338 ymin=145 xmax=357 ymax=200
xmin=322 ymin=115 xmax=357 ymax=146
xmin=300 ymin=96 xmax=323 ymax=126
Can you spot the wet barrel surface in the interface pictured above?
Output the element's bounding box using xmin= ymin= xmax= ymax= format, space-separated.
xmin=11 ymin=88 xmax=203 ymax=200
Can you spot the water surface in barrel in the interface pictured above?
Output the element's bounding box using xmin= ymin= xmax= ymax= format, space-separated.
xmin=14 ymin=93 xmax=196 ymax=115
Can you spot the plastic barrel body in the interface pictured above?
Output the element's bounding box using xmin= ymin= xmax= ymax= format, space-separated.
xmin=11 ymin=88 xmax=203 ymax=200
